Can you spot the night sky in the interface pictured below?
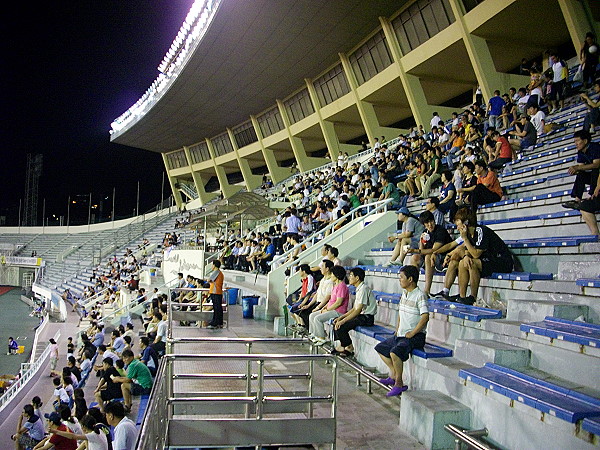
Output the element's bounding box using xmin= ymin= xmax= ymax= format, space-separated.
xmin=2 ymin=1 xmax=194 ymax=225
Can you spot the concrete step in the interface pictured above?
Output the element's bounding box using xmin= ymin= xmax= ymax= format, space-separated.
xmin=454 ymin=339 xmax=530 ymax=369
xmin=506 ymin=298 xmax=588 ymax=323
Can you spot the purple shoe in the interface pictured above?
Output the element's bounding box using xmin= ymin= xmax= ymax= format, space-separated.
xmin=386 ymin=385 xmax=408 ymax=397
xmin=379 ymin=377 xmax=396 ymax=386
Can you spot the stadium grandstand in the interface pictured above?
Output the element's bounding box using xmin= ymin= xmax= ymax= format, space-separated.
xmin=1 ymin=0 xmax=600 ymax=449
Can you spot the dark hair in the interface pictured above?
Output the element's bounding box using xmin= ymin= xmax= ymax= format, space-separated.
xmin=454 ymin=207 xmax=477 ymax=227
xmin=428 ymin=196 xmax=440 ymax=207
xmin=23 ymin=404 xmax=34 ymax=416
xmin=112 ymin=330 xmax=120 ymax=337
xmin=400 ymin=265 xmax=420 ymax=284
xmin=419 ymin=210 xmax=435 ymax=224
xmin=474 ymin=159 xmax=487 ymax=170
xmin=140 ymin=336 xmax=150 ymax=347
xmin=299 ymin=264 xmax=311 ymax=275
xmin=349 ymin=267 xmax=365 ymax=282
xmin=116 ymin=359 xmax=125 ymax=369
xmin=321 ymin=259 xmax=334 ymax=271
xmin=126 ymin=322 xmax=134 ymax=330
xmin=329 ymin=247 xmax=339 ymax=257
xmin=574 ymin=130 xmax=591 ymax=142
xmin=213 ymin=260 xmax=221 ymax=268
xmin=74 ymin=388 xmax=85 ymax=399
xmin=98 ymin=345 xmax=107 ymax=352
xmin=104 ymin=401 xmax=125 ymax=419
xmin=58 ymin=404 xmax=75 ymax=423
xmin=462 ymin=161 xmax=475 ymax=172
xmin=441 ymin=170 xmax=453 ymax=181
xmin=121 ymin=349 xmax=135 ymax=359
xmin=153 ymin=311 xmax=163 ymax=321
xmin=68 ymin=355 xmax=77 ymax=365
xmin=80 ymin=414 xmax=99 ymax=433
xmin=32 ymin=396 xmax=42 ymax=407
xmin=332 ymin=265 xmax=346 ymax=281
xmin=103 ymin=357 xmax=114 ymax=366
xmin=53 ymin=376 xmax=61 ymax=386
xmin=123 ymin=335 xmax=132 ymax=345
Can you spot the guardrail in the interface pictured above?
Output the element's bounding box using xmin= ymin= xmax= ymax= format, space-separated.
xmin=136 ymin=351 xmax=338 ymax=449
xmin=444 ymin=424 xmax=496 ymax=450
xmin=0 ymin=330 xmax=60 ymax=415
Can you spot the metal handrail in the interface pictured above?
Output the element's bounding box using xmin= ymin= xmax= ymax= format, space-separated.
xmin=444 ymin=424 xmax=495 ymax=450
xmin=271 ymin=197 xmax=393 ymax=267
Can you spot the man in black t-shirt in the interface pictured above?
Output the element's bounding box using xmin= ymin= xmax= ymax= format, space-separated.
xmin=432 ymin=207 xmax=513 ymax=305
xmin=93 ymin=357 xmax=123 ymax=413
xmin=406 ymin=211 xmax=452 ymax=296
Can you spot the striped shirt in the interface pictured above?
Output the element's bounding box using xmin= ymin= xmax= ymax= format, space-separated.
xmin=396 ymin=287 xmax=429 ymax=337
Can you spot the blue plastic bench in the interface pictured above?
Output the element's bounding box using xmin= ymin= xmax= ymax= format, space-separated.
xmin=583 ymin=416 xmax=600 ymax=436
xmin=136 ymin=394 xmax=151 ymax=427
xmin=428 ymin=299 xmax=503 ymax=321
xmin=520 ymin=316 xmax=600 ymax=348
xmin=355 ymin=325 xmax=452 ymax=359
xmin=459 ymin=363 xmax=600 ymax=422
xmin=576 ymin=278 xmax=600 ymax=288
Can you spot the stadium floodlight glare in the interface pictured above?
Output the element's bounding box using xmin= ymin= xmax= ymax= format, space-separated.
xmin=110 ymin=0 xmax=222 ymax=136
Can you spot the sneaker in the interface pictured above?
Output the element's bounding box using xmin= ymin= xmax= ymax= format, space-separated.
xmin=386 ymin=385 xmax=409 ymax=397
xmin=379 ymin=377 xmax=396 ymax=386
xmin=447 ymin=294 xmax=460 ymax=302
xmin=389 ymin=260 xmax=403 ymax=266
xmin=457 ymin=295 xmax=476 ymax=305
xmin=432 ymin=290 xmax=450 ymax=300
xmin=562 ymin=200 xmax=580 ymax=210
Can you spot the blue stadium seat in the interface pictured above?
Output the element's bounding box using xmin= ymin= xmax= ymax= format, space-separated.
xmin=576 ymin=278 xmax=600 ymax=288
xmin=428 ymin=299 xmax=503 ymax=321
xmin=520 ymin=316 xmax=600 ymax=347
xmin=583 ymin=417 xmax=600 ymax=436
xmin=459 ymin=363 xmax=600 ymax=423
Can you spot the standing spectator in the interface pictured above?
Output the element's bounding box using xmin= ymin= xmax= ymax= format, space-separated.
xmin=49 ymin=338 xmax=59 ymax=377
xmin=207 ymin=260 xmax=225 ymax=329
xmin=487 ymin=90 xmax=505 ymax=130
xmin=104 ymin=402 xmax=137 ymax=450
xmin=375 ymin=265 xmax=429 ymax=397
xmin=563 ymin=130 xmax=600 ymax=208
xmin=580 ymin=32 xmax=599 ymax=88
xmin=470 ymin=160 xmax=503 ymax=210
xmin=332 ymin=267 xmax=377 ymax=356
xmin=548 ymin=53 xmax=568 ymax=113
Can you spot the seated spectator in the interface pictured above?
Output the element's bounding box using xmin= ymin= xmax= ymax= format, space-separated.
xmin=332 ymin=267 xmax=377 ymax=356
xmin=11 ymin=404 xmax=45 ymax=449
xmin=489 ymin=130 xmax=516 ymax=171
xmin=470 ymin=160 xmax=503 ymax=210
xmin=581 ymin=80 xmax=600 ymax=134
xmin=437 ymin=170 xmax=457 ymax=220
xmin=424 ymin=196 xmax=445 ymax=226
xmin=379 ymin=175 xmax=402 ymax=209
xmin=446 ymin=130 xmax=466 ymax=170
xmin=36 ymin=411 xmax=78 ymax=450
xmin=527 ymin=104 xmax=545 ymax=137
xmin=578 ymin=187 xmax=600 ymax=236
xmin=113 ymin=349 xmax=153 ymax=413
xmin=104 ymin=401 xmax=138 ymax=450
xmin=7 ymin=336 xmax=18 ymax=355
xmin=433 ymin=207 xmax=513 ymax=304
xmin=456 ymin=161 xmax=478 ymax=207
xmin=288 ymin=264 xmax=316 ymax=330
xmin=93 ymin=357 xmax=123 ymax=413
xmin=47 ymin=414 xmax=108 ymax=450
xmin=508 ymin=114 xmax=537 ymax=153
xmin=139 ymin=336 xmax=159 ymax=377
xmin=308 ymin=265 xmax=349 ymax=345
xmin=420 ymin=147 xmax=442 ymax=198
xmin=406 ymin=211 xmax=453 ymax=295
xmin=563 ymin=130 xmax=600 ymax=209
xmin=72 ymin=388 xmax=87 ymax=421
xmin=385 ymin=207 xmax=425 ymax=267
xmin=375 ymin=265 xmax=428 ymax=397
xmin=397 ymin=160 xmax=419 ymax=199
xmin=298 ymin=260 xmax=334 ymax=330
xmin=257 ymin=237 xmax=276 ymax=274
xmin=110 ymin=330 xmax=126 ymax=355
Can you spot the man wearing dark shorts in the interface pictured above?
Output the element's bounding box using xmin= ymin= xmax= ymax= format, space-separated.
xmin=114 ymin=349 xmax=153 ymax=413
xmin=93 ymin=357 xmax=122 ymax=412
xmin=375 ymin=265 xmax=429 ymax=397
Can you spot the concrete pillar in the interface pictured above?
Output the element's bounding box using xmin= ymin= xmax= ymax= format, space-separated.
xmin=226 ymin=128 xmax=262 ymax=191
xmin=205 ymin=138 xmax=242 ymax=199
xmin=250 ymin=115 xmax=292 ymax=184
xmin=161 ymin=153 xmax=184 ymax=210
xmin=276 ymin=99 xmax=327 ymax=173
xmin=182 ymin=146 xmax=218 ymax=206
xmin=558 ymin=0 xmax=595 ymax=55
xmin=304 ymin=78 xmax=341 ymax=161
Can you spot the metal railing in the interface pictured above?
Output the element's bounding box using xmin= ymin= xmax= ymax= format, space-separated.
xmin=136 ymin=351 xmax=338 ymax=449
xmin=271 ymin=197 xmax=393 ymax=267
xmin=444 ymin=424 xmax=496 ymax=450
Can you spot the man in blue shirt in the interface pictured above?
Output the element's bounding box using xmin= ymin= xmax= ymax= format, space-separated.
xmin=92 ymin=324 xmax=105 ymax=347
xmin=487 ymin=90 xmax=505 ymax=131
xmin=258 ymin=237 xmax=275 ymax=274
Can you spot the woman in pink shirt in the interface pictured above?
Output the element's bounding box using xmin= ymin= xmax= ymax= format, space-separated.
xmin=309 ymin=266 xmax=349 ymax=344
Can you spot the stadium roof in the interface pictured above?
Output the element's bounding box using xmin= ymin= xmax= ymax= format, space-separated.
xmin=110 ymin=0 xmax=404 ymax=153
